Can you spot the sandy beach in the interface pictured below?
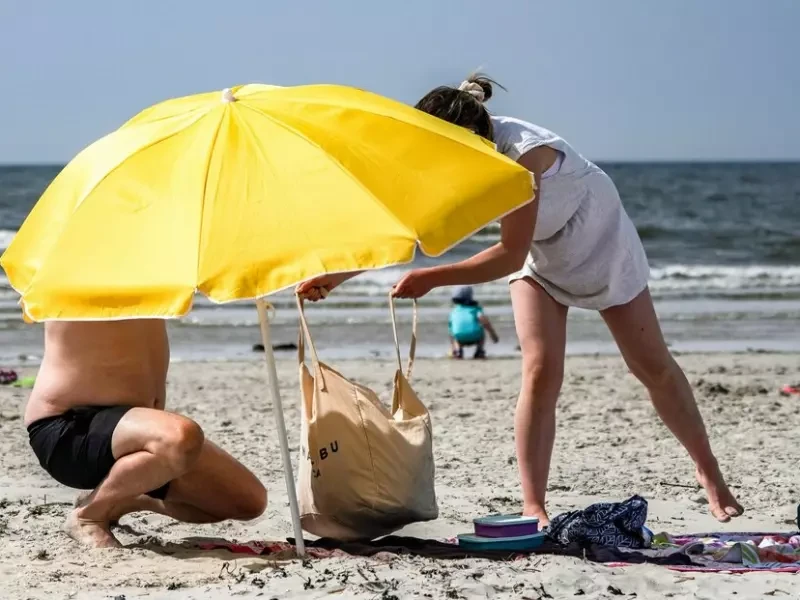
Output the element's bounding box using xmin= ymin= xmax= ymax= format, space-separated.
xmin=1 ymin=351 xmax=798 ymax=599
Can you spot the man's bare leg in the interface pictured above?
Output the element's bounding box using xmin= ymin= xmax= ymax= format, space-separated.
xmin=71 ymin=434 xmax=267 ymax=545
xmin=101 ymin=439 xmax=267 ymax=525
xmin=75 ymin=491 xmax=220 ymax=526
xmin=66 ymin=408 xmax=214 ymax=547
xmin=601 ymin=288 xmax=744 ymax=522
xmin=510 ymin=278 xmax=569 ymax=526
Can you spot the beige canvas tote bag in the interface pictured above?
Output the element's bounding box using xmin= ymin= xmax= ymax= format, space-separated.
xmin=296 ymin=295 xmax=438 ymax=541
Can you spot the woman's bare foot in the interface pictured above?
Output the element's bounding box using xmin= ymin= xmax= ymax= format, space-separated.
xmin=696 ymin=467 xmax=744 ymax=522
xmin=523 ymin=504 xmax=550 ymax=527
xmin=63 ymin=509 xmax=121 ymax=548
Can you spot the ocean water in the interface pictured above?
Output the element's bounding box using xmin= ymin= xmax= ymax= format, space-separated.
xmin=1 ymin=162 xmax=799 ymax=360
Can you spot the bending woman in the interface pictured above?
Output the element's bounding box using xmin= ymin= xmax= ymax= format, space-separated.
xmin=297 ymin=75 xmax=743 ymax=525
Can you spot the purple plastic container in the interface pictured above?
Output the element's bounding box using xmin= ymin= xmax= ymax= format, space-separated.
xmin=473 ymin=514 xmax=540 ymax=538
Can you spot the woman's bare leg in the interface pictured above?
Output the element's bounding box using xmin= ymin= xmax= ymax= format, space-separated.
xmin=601 ymin=288 xmax=743 ymax=522
xmin=510 ymin=278 xmax=569 ymax=526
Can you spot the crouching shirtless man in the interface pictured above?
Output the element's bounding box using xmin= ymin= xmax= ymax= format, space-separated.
xmin=24 ymin=320 xmax=267 ymax=548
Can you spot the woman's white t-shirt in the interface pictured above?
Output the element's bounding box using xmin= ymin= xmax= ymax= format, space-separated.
xmin=490 ymin=115 xmax=650 ymax=310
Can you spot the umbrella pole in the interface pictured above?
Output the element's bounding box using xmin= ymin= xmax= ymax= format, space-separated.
xmin=255 ymin=299 xmax=306 ymax=557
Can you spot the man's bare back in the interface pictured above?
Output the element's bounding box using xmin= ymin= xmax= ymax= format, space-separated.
xmin=25 ymin=320 xmax=170 ymax=425
xmin=25 ymin=320 xmax=267 ymax=548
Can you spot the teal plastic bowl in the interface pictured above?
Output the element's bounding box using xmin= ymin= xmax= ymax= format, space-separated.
xmin=457 ymin=531 xmax=546 ymax=552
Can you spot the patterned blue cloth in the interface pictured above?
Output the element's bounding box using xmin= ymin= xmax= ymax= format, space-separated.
xmin=547 ymin=495 xmax=649 ymax=549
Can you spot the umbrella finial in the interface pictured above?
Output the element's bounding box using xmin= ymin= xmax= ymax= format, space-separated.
xmin=221 ymin=88 xmax=236 ymax=103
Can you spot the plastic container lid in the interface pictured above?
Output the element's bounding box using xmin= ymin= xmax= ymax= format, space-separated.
xmin=473 ymin=513 xmax=540 ymax=538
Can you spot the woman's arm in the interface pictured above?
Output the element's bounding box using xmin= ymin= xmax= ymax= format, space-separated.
xmin=398 ymin=199 xmax=536 ymax=291
xmin=392 ymin=146 xmax=552 ymax=298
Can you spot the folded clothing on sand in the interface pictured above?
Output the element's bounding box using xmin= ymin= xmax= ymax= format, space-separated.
xmin=0 ymin=369 xmax=17 ymax=385
xmin=547 ymin=495 xmax=651 ymax=549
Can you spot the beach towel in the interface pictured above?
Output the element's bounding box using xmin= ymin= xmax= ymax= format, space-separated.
xmin=652 ymin=531 xmax=800 ymax=572
xmin=193 ymin=530 xmax=800 ymax=573
xmin=547 ymin=495 xmax=650 ymax=549
xmin=195 ymin=536 xmax=528 ymax=561
xmin=193 ymin=535 xmax=694 ymax=566
xmin=295 ymin=297 xmax=438 ymax=541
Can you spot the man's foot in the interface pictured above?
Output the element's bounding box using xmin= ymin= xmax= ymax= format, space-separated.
xmin=522 ymin=504 xmax=550 ymax=528
xmin=75 ymin=491 xmax=122 ymax=527
xmin=473 ymin=348 xmax=487 ymax=360
xmin=696 ymin=468 xmax=744 ymax=522
xmin=64 ymin=509 xmax=121 ymax=548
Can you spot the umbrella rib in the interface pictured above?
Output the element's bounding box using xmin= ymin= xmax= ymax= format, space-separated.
xmin=231 ymin=109 xmax=329 ymax=280
xmin=120 ymin=104 xmax=209 ymax=130
xmin=67 ymin=113 xmax=210 ymax=220
xmin=238 ymin=103 xmax=417 ymax=242
xmin=195 ymin=111 xmax=228 ymax=293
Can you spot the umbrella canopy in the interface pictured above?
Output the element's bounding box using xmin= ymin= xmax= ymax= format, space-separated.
xmin=1 ymin=84 xmax=533 ymax=322
xmin=0 ymin=83 xmax=534 ymax=556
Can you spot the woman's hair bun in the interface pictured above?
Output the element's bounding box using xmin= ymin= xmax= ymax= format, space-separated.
xmin=460 ymin=73 xmax=505 ymax=102
xmin=468 ymin=75 xmax=493 ymax=102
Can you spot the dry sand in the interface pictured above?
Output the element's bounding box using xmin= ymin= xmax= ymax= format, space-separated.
xmin=0 ymin=352 xmax=798 ymax=599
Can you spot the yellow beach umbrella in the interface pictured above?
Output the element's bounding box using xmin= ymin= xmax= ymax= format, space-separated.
xmin=1 ymin=83 xmax=533 ymax=554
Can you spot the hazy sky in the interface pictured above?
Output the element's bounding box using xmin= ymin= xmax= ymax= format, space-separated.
xmin=1 ymin=0 xmax=798 ymax=163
